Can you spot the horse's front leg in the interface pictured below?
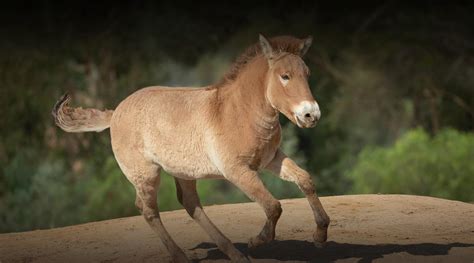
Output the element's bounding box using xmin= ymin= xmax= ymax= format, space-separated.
xmin=265 ymin=149 xmax=330 ymax=247
xmin=225 ymin=167 xmax=282 ymax=249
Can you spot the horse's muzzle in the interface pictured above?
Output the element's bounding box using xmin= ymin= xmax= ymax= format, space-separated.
xmin=295 ymin=113 xmax=319 ymax=128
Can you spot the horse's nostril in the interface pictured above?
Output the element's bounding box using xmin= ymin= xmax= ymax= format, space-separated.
xmin=304 ymin=113 xmax=311 ymax=119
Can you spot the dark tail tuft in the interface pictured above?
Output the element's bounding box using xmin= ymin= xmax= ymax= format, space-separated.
xmin=52 ymin=92 xmax=71 ymax=122
xmin=52 ymin=92 xmax=113 ymax=133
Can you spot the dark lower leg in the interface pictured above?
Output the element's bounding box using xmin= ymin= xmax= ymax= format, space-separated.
xmin=136 ymin=176 xmax=189 ymax=263
xmin=175 ymin=179 xmax=248 ymax=262
xmin=265 ymin=150 xmax=330 ymax=247
xmin=298 ymin=179 xmax=330 ymax=246
xmin=227 ymin=170 xmax=282 ymax=248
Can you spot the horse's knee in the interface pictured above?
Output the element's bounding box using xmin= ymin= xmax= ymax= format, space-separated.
xmin=297 ymin=172 xmax=316 ymax=195
xmin=266 ymin=200 xmax=282 ymax=221
xmin=136 ymin=188 xmax=159 ymax=221
xmin=135 ymin=196 xmax=143 ymax=213
xmin=273 ymin=201 xmax=283 ymax=220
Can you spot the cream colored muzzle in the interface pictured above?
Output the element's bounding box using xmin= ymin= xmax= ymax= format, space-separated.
xmin=293 ymin=101 xmax=321 ymax=128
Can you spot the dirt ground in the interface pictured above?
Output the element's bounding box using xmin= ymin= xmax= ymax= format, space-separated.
xmin=1 ymin=194 xmax=473 ymax=262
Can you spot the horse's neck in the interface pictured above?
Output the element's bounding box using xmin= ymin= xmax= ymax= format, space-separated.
xmin=217 ymin=58 xmax=279 ymax=132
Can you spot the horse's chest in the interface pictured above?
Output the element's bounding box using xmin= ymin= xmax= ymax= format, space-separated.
xmin=243 ymin=125 xmax=282 ymax=170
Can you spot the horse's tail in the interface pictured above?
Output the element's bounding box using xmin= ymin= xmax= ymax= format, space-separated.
xmin=52 ymin=93 xmax=114 ymax=133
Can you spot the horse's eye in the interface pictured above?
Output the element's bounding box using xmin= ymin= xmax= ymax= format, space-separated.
xmin=281 ymin=74 xmax=290 ymax=81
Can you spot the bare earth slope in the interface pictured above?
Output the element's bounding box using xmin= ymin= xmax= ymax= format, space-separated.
xmin=1 ymin=195 xmax=473 ymax=262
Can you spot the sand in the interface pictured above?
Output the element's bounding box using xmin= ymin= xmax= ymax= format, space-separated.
xmin=1 ymin=194 xmax=473 ymax=262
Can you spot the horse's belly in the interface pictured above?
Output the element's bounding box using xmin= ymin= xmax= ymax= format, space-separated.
xmin=145 ymin=146 xmax=222 ymax=180
xmin=163 ymin=161 xmax=223 ymax=180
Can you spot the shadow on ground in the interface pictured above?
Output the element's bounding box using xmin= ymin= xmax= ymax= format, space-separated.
xmin=190 ymin=241 xmax=474 ymax=262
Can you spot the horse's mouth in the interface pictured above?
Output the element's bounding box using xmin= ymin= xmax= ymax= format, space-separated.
xmin=295 ymin=114 xmax=317 ymax=128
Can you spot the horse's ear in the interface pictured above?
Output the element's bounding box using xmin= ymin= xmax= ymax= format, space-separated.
xmin=259 ymin=34 xmax=274 ymax=65
xmin=299 ymin=36 xmax=313 ymax=57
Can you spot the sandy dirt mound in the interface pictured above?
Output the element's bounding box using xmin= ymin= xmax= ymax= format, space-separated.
xmin=1 ymin=194 xmax=473 ymax=262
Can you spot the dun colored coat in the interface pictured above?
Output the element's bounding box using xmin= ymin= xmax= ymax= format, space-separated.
xmin=53 ymin=35 xmax=330 ymax=262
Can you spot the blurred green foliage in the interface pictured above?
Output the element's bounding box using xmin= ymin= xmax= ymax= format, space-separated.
xmin=349 ymin=128 xmax=474 ymax=201
xmin=1 ymin=2 xmax=473 ymax=233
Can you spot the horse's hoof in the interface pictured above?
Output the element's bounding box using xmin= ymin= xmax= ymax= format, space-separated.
xmin=248 ymin=235 xmax=268 ymax=249
xmin=314 ymin=240 xmax=327 ymax=248
xmin=248 ymin=236 xmax=263 ymax=249
xmin=171 ymin=254 xmax=191 ymax=263
xmin=229 ymin=249 xmax=250 ymax=263
xmin=234 ymin=256 xmax=251 ymax=263
xmin=313 ymin=228 xmax=328 ymax=248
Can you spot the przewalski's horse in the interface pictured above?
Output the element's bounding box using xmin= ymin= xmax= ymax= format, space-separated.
xmin=53 ymin=35 xmax=329 ymax=262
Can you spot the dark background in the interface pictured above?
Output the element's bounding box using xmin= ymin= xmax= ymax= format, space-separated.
xmin=1 ymin=1 xmax=473 ymax=233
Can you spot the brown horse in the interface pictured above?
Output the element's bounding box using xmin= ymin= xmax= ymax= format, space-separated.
xmin=53 ymin=35 xmax=329 ymax=262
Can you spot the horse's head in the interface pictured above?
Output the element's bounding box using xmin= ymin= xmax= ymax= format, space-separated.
xmin=260 ymin=35 xmax=320 ymax=128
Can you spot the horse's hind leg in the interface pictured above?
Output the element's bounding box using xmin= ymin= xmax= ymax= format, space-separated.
xmin=127 ymin=162 xmax=189 ymax=262
xmin=174 ymin=178 xmax=249 ymax=263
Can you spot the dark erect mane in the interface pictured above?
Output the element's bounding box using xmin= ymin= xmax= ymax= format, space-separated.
xmin=216 ymin=35 xmax=305 ymax=86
